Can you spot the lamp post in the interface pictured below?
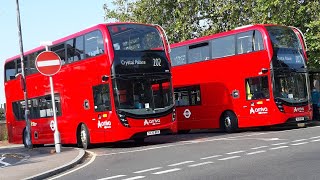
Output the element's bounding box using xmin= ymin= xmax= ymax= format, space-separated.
xmin=15 ymin=0 xmax=32 ymax=149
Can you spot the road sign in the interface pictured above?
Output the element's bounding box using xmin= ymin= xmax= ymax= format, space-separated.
xmin=35 ymin=51 xmax=61 ymax=76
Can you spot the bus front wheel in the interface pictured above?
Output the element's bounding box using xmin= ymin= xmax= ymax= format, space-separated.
xmin=78 ymin=124 xmax=91 ymax=149
xmin=221 ymin=111 xmax=238 ymax=133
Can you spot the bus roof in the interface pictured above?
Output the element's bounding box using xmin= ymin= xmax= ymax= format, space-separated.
xmin=170 ymin=24 xmax=280 ymax=49
xmin=4 ymin=22 xmax=154 ymax=64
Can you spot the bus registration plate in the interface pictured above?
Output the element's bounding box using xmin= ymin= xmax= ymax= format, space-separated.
xmin=296 ymin=117 xmax=304 ymax=121
xmin=147 ymin=130 xmax=160 ymax=136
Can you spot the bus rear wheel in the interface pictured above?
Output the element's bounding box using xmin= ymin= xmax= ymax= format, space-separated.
xmin=221 ymin=111 xmax=238 ymax=133
xmin=23 ymin=129 xmax=32 ymax=148
xmin=78 ymin=124 xmax=91 ymax=149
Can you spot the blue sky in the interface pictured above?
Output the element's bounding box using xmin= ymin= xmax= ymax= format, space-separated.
xmin=0 ymin=0 xmax=112 ymax=105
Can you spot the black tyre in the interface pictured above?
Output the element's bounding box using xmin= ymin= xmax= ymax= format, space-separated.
xmin=78 ymin=124 xmax=91 ymax=149
xmin=23 ymin=129 xmax=28 ymax=148
xmin=178 ymin=130 xmax=191 ymax=134
xmin=134 ymin=138 xmax=145 ymax=144
xmin=221 ymin=111 xmax=238 ymax=133
xmin=23 ymin=129 xmax=32 ymax=148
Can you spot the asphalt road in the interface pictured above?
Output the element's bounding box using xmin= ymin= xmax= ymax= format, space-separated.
xmin=49 ymin=124 xmax=320 ymax=180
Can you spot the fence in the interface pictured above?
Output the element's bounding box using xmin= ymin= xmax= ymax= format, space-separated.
xmin=0 ymin=121 xmax=7 ymax=141
xmin=0 ymin=103 xmax=7 ymax=140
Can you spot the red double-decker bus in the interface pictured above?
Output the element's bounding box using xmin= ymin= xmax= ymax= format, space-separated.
xmin=4 ymin=23 xmax=177 ymax=149
xmin=170 ymin=24 xmax=312 ymax=133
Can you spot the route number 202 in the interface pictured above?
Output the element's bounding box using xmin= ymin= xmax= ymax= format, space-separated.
xmin=153 ymin=58 xmax=161 ymax=67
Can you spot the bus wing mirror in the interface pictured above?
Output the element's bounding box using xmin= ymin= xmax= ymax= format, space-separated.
xmin=261 ymin=68 xmax=268 ymax=74
xmin=102 ymin=75 xmax=109 ymax=82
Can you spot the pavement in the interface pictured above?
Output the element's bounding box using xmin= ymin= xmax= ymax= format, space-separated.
xmin=0 ymin=144 xmax=86 ymax=180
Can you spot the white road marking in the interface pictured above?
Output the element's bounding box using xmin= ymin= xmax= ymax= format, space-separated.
xmin=246 ymin=150 xmax=266 ymax=155
xmin=168 ymin=161 xmax=194 ymax=167
xmin=188 ymin=161 xmax=214 ymax=167
xmin=270 ymin=146 xmax=288 ymax=150
xmin=122 ymin=176 xmax=145 ymax=180
xmin=311 ymin=139 xmax=320 ymax=142
xmin=152 ymin=168 xmax=181 ymax=175
xmin=271 ymin=142 xmax=288 ymax=146
xmin=226 ymin=150 xmax=244 ymax=155
xmin=200 ymin=155 xmax=222 ymax=160
xmin=309 ymin=136 xmax=320 ymax=139
xmin=133 ymin=167 xmax=162 ymax=174
xmin=48 ymin=151 xmax=97 ymax=180
xmin=292 ymin=139 xmax=307 ymax=142
xmin=251 ymin=146 xmax=268 ymax=150
xmin=291 ymin=142 xmax=308 ymax=146
xmin=0 ymin=157 xmax=10 ymax=166
xmin=98 ymin=133 xmax=271 ymax=157
xmin=218 ymin=156 xmax=241 ymax=161
xmin=97 ymin=175 xmax=126 ymax=180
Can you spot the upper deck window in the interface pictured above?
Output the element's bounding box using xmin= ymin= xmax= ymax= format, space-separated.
xmin=211 ymin=35 xmax=236 ymax=58
xmin=5 ymin=61 xmax=16 ymax=81
xmin=108 ymin=24 xmax=164 ymax=51
xmin=171 ymin=46 xmax=187 ymax=66
xmin=67 ymin=36 xmax=85 ymax=62
xmin=236 ymin=30 xmax=264 ymax=54
xmin=188 ymin=42 xmax=210 ymax=63
xmin=85 ymin=30 xmax=104 ymax=58
xmin=51 ymin=43 xmax=66 ymax=65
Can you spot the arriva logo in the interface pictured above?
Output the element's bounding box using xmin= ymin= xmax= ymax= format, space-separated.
xmin=294 ymin=107 xmax=305 ymax=113
xmin=250 ymin=107 xmax=269 ymax=114
xmin=144 ymin=119 xmax=161 ymax=126
xmin=98 ymin=120 xmax=111 ymax=129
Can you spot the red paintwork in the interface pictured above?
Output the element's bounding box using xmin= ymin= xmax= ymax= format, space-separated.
xmin=171 ymin=24 xmax=312 ymax=131
xmin=4 ymin=23 xmax=177 ymax=145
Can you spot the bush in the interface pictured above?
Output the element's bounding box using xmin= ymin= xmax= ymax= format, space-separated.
xmin=0 ymin=123 xmax=8 ymax=141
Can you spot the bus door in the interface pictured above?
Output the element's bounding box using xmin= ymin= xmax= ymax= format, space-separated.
xmin=174 ymin=85 xmax=202 ymax=130
xmin=242 ymin=76 xmax=272 ymax=127
xmin=92 ymin=84 xmax=112 ymax=141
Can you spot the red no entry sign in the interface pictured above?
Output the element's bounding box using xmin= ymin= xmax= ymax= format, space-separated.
xmin=35 ymin=51 xmax=62 ymax=76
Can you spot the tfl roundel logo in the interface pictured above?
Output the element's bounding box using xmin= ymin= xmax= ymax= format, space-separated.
xmin=183 ymin=109 xmax=191 ymax=119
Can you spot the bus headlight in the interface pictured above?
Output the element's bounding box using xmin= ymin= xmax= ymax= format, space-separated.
xmin=172 ymin=108 xmax=176 ymax=122
xmin=118 ymin=113 xmax=130 ymax=127
xmin=275 ymin=100 xmax=285 ymax=112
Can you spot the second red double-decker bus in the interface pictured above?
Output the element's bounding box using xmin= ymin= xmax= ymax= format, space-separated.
xmin=170 ymin=24 xmax=312 ymax=133
xmin=4 ymin=23 xmax=177 ymax=149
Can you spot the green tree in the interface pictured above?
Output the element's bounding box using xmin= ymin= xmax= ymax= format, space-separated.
xmin=0 ymin=107 xmax=5 ymax=121
xmin=104 ymin=0 xmax=320 ymax=69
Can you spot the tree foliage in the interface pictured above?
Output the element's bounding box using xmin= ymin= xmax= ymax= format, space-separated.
xmin=0 ymin=107 xmax=5 ymax=121
xmin=104 ymin=0 xmax=320 ymax=69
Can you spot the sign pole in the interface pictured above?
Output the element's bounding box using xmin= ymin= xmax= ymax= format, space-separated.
xmin=37 ymin=45 xmax=61 ymax=153
xmin=44 ymin=45 xmax=61 ymax=153
xmin=15 ymin=0 xmax=32 ymax=149
xmin=49 ymin=75 xmax=61 ymax=153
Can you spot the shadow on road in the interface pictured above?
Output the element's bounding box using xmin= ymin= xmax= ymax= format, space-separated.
xmin=66 ymin=121 xmax=320 ymax=149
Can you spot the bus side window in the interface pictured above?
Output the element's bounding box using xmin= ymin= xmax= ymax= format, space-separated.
xmin=51 ymin=43 xmax=66 ymax=65
xmin=188 ymin=42 xmax=209 ymax=63
xmin=170 ymin=46 xmax=187 ymax=66
xmin=28 ymin=50 xmax=44 ymax=74
xmin=93 ymin=84 xmax=111 ymax=112
xmin=211 ymin=35 xmax=235 ymax=59
xmin=5 ymin=61 xmax=16 ymax=81
xmin=85 ymin=30 xmax=104 ymax=58
xmin=246 ymin=76 xmax=270 ymax=100
xmin=237 ymin=31 xmax=254 ymax=54
xmin=174 ymin=85 xmax=201 ymax=106
xmin=253 ymin=30 xmax=264 ymax=51
xmin=67 ymin=36 xmax=85 ymax=63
